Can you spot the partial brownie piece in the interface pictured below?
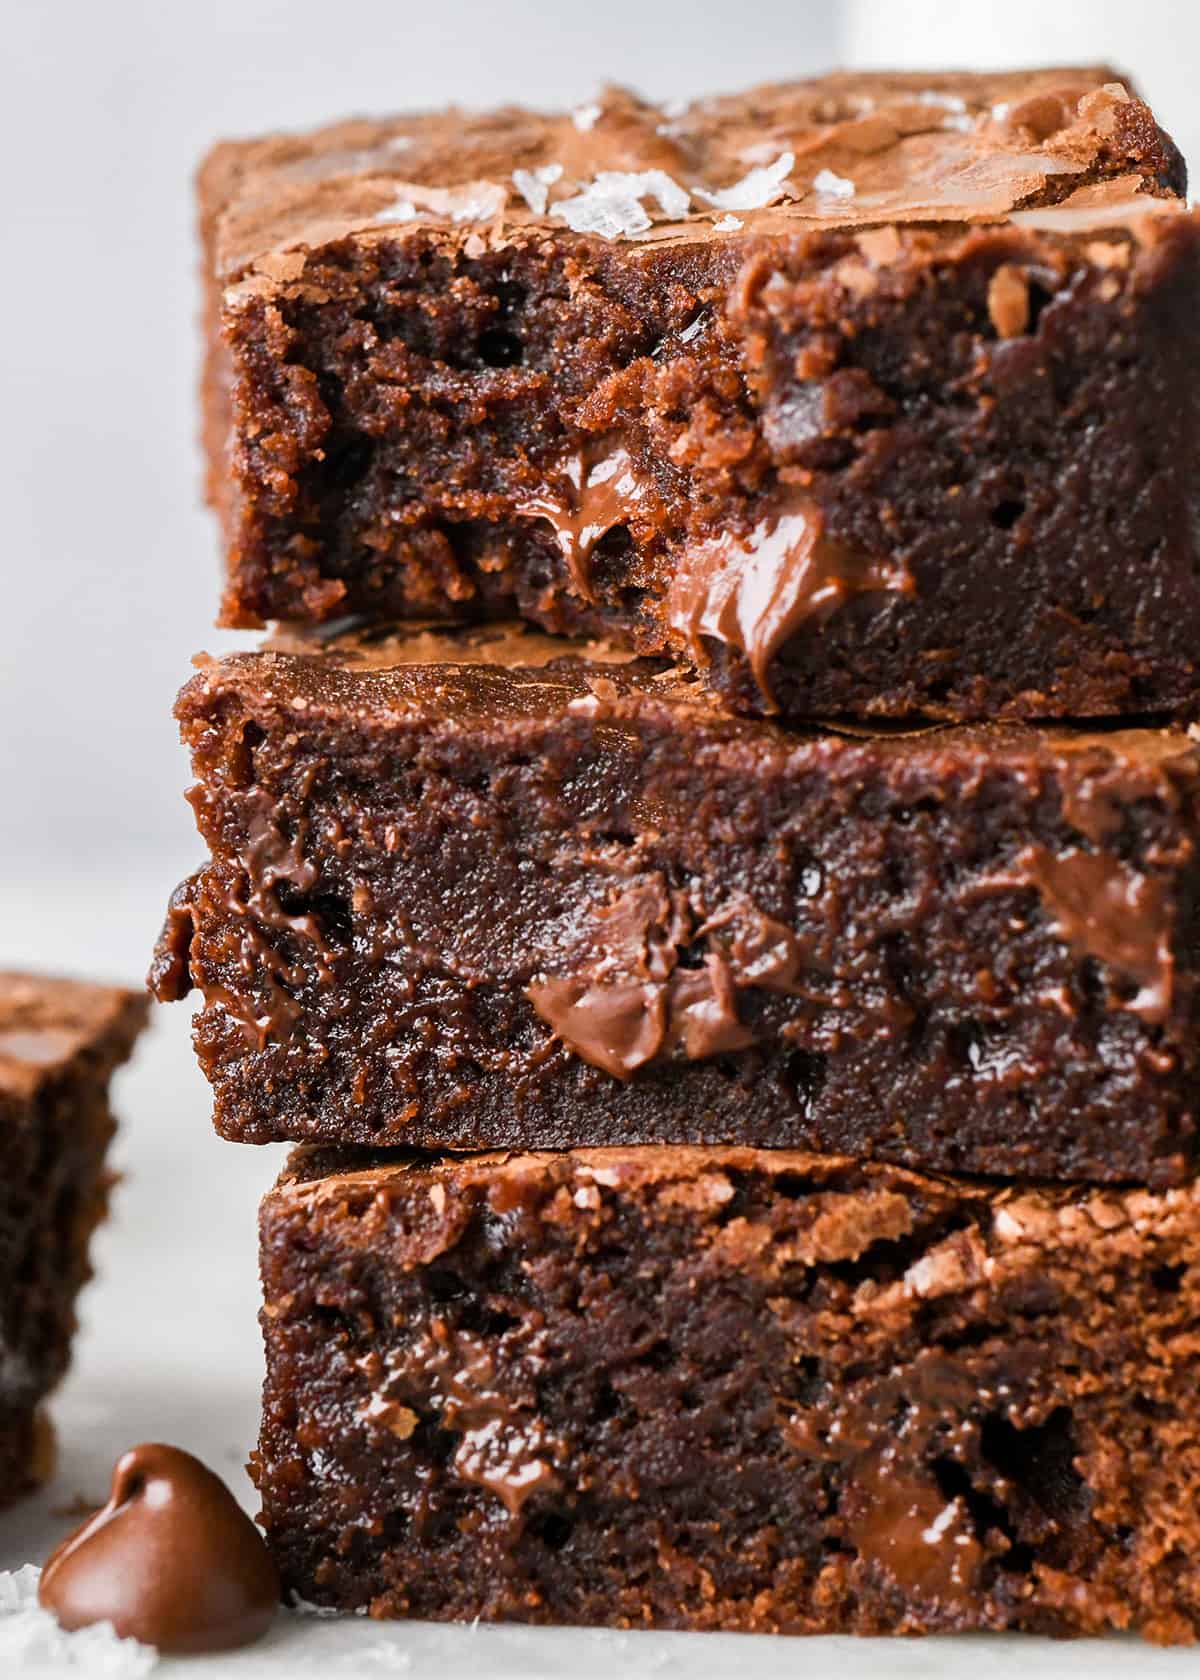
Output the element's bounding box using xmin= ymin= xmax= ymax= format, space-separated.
xmin=153 ymin=624 xmax=1200 ymax=1184
xmin=0 ymin=973 xmax=148 ymax=1504
xmin=256 ymin=1144 xmax=1200 ymax=1640
xmin=200 ymin=69 xmax=1200 ymax=721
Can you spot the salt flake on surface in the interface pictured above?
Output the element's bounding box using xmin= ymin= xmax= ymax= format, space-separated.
xmin=290 ymin=1591 xmax=343 ymax=1619
xmin=376 ymin=181 xmax=507 ymax=226
xmin=813 ymin=168 xmax=856 ymax=199
xmin=713 ymin=213 xmax=744 ymax=232
xmin=572 ymin=102 xmax=602 ymax=131
xmin=914 ymin=91 xmax=972 ymax=131
xmin=376 ymin=198 xmax=417 ymax=223
xmin=695 ymin=150 xmax=795 ymax=212
xmin=918 ymin=90 xmax=967 ymax=112
xmin=0 ymin=1566 xmax=158 ymax=1675
xmin=922 ymin=1502 xmax=961 ymax=1545
xmin=511 ymin=162 xmax=564 ymax=215
xmin=552 ymin=170 xmax=690 ymax=240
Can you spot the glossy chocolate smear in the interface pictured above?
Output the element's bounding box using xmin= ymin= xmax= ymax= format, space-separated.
xmin=666 ymin=502 xmax=913 ymax=709
xmin=519 ymin=446 xmax=647 ymax=603
xmin=1002 ymin=846 xmax=1174 ymax=1024
xmin=528 ymin=883 xmax=811 ymax=1076
xmin=39 ymin=1443 xmax=279 ymax=1653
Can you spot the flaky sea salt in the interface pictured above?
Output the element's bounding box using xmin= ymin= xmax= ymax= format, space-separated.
xmin=552 ymin=169 xmax=690 ymax=239
xmin=290 ymin=1591 xmax=343 ymax=1619
xmin=695 ymin=150 xmax=795 ymax=212
xmin=918 ymin=90 xmax=967 ymax=113
xmin=713 ymin=212 xmax=744 ymax=232
xmin=813 ymin=167 xmax=855 ymax=199
xmin=0 ymin=1566 xmax=157 ymax=1674
xmin=913 ymin=90 xmax=973 ymax=131
xmin=572 ymin=101 xmax=602 ymax=131
xmin=511 ymin=162 xmax=564 ymax=215
xmin=376 ymin=181 xmax=507 ymax=225
xmin=376 ymin=198 xmax=417 ymax=223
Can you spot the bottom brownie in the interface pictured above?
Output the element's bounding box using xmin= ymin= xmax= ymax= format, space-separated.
xmin=0 ymin=972 xmax=148 ymax=1505
xmin=257 ymin=1145 xmax=1200 ymax=1641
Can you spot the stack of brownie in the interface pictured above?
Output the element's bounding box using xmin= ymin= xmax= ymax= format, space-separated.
xmin=154 ymin=67 xmax=1200 ymax=1638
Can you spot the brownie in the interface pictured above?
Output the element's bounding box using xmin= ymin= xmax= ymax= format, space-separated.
xmin=199 ymin=69 xmax=1200 ymax=722
xmin=152 ymin=623 xmax=1200 ymax=1184
xmin=256 ymin=1142 xmax=1200 ymax=1640
xmin=0 ymin=972 xmax=148 ymax=1505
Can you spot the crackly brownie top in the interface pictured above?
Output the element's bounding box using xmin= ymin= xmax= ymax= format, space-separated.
xmin=206 ymin=67 xmax=1185 ymax=283
xmin=274 ymin=1144 xmax=1200 ymax=1262
xmin=0 ymin=972 xmax=148 ymax=1100
xmin=191 ymin=623 xmax=1200 ymax=791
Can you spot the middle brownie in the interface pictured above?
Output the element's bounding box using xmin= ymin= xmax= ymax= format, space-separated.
xmin=153 ymin=624 xmax=1200 ymax=1184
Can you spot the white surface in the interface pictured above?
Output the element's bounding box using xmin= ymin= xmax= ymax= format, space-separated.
xmin=0 ymin=889 xmax=1196 ymax=1676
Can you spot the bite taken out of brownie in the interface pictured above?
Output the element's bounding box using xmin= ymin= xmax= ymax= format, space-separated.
xmin=0 ymin=972 xmax=148 ymax=1504
xmin=153 ymin=623 xmax=1200 ymax=1185
xmin=200 ymin=68 xmax=1200 ymax=722
xmin=255 ymin=1143 xmax=1200 ymax=1640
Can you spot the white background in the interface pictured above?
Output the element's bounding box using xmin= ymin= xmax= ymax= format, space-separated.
xmin=1 ymin=3 xmax=1199 ymax=1672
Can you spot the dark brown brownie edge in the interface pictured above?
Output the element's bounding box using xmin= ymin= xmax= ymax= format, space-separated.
xmin=154 ymin=634 xmax=1200 ymax=1184
xmin=0 ymin=974 xmax=149 ymax=1505
xmin=255 ymin=1145 xmax=1200 ymax=1640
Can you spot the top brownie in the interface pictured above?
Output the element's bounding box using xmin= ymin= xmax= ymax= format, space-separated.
xmin=201 ymin=68 xmax=1198 ymax=722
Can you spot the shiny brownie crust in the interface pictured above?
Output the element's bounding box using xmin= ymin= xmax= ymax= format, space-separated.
xmin=255 ymin=1144 xmax=1200 ymax=1640
xmin=200 ymin=70 xmax=1199 ymax=722
xmin=0 ymin=973 xmax=148 ymax=1505
xmin=153 ymin=626 xmax=1200 ymax=1183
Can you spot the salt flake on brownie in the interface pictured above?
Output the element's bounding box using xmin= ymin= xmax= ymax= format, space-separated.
xmin=696 ymin=150 xmax=796 ymax=211
xmin=552 ymin=169 xmax=690 ymax=238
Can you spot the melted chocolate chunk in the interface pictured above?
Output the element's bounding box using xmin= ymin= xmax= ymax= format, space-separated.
xmin=518 ymin=446 xmax=650 ymax=603
xmin=989 ymin=846 xmax=1174 ymax=1023
xmin=666 ymin=502 xmax=913 ymax=708
xmin=39 ymin=1444 xmax=279 ymax=1654
xmin=527 ymin=885 xmax=786 ymax=1075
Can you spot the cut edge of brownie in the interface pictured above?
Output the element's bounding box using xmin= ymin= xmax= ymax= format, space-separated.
xmin=195 ymin=70 xmax=1200 ymax=725
xmin=0 ymin=972 xmax=149 ymax=1505
xmin=152 ymin=628 xmax=1200 ymax=1184
xmin=255 ymin=1142 xmax=1200 ymax=1641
